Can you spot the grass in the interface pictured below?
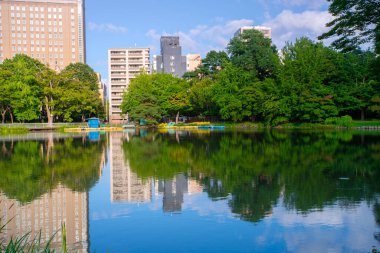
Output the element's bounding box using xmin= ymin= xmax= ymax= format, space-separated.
xmin=279 ymin=123 xmax=338 ymax=129
xmin=222 ymin=122 xmax=264 ymax=129
xmin=352 ymin=120 xmax=380 ymax=127
xmin=0 ymin=217 xmax=67 ymax=253
xmin=0 ymin=127 xmax=28 ymax=135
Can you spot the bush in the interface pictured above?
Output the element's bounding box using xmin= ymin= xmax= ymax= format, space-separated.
xmin=325 ymin=115 xmax=353 ymax=127
xmin=271 ymin=117 xmax=289 ymax=126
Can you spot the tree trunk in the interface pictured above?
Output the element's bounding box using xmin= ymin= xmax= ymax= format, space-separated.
xmin=10 ymin=112 xmax=13 ymax=124
xmin=175 ymin=111 xmax=180 ymax=124
xmin=46 ymin=132 xmax=54 ymax=162
xmin=361 ymin=109 xmax=365 ymax=120
xmin=82 ymin=114 xmax=86 ymax=122
xmin=45 ymin=96 xmax=53 ymax=126
xmin=1 ymin=111 xmax=5 ymax=124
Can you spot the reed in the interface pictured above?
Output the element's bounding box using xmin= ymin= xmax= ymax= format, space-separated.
xmin=0 ymin=216 xmax=67 ymax=253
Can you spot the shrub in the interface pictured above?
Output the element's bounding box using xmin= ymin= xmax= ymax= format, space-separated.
xmin=325 ymin=115 xmax=352 ymax=127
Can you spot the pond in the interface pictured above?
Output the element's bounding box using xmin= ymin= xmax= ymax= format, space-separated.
xmin=0 ymin=130 xmax=379 ymax=253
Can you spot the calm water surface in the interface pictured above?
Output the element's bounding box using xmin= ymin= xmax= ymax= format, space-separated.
xmin=0 ymin=130 xmax=379 ymax=253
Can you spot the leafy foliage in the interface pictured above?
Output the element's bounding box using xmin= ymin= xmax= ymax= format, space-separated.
xmin=228 ymin=29 xmax=280 ymax=80
xmin=0 ymin=55 xmax=104 ymax=123
xmin=121 ymin=73 xmax=191 ymax=123
xmin=318 ymin=0 xmax=380 ymax=53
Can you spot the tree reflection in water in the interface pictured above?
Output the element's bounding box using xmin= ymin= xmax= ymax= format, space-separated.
xmin=0 ymin=133 xmax=106 ymax=203
xmin=123 ymin=130 xmax=380 ymax=222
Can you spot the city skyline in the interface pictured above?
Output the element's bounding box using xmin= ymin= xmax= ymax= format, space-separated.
xmin=0 ymin=1 xmax=335 ymax=83
xmin=85 ymin=0 xmax=333 ymax=83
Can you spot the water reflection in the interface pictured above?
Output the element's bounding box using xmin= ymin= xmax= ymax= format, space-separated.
xmin=110 ymin=132 xmax=152 ymax=203
xmin=122 ymin=130 xmax=380 ymax=219
xmin=109 ymin=131 xmax=201 ymax=212
xmin=0 ymin=132 xmax=106 ymax=251
xmin=0 ymin=130 xmax=379 ymax=252
xmin=0 ymin=186 xmax=88 ymax=251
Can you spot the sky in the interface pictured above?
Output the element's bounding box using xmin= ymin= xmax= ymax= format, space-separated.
xmin=85 ymin=0 xmax=333 ymax=82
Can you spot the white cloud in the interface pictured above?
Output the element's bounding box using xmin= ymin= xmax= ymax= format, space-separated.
xmin=146 ymin=19 xmax=254 ymax=56
xmin=145 ymin=29 xmax=161 ymax=41
xmin=146 ymin=11 xmax=333 ymax=56
xmin=276 ymin=0 xmax=327 ymax=8
xmin=263 ymin=10 xmax=333 ymax=49
xmin=88 ymin=22 xmax=128 ymax=33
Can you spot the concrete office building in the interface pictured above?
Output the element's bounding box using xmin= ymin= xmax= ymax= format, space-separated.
xmin=155 ymin=36 xmax=186 ymax=77
xmin=108 ymin=48 xmax=150 ymax=124
xmin=186 ymin=53 xmax=201 ymax=72
xmin=0 ymin=186 xmax=88 ymax=252
xmin=234 ymin=26 xmax=272 ymax=39
xmin=0 ymin=0 xmax=86 ymax=70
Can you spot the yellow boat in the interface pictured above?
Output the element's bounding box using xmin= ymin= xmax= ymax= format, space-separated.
xmin=64 ymin=127 xmax=123 ymax=132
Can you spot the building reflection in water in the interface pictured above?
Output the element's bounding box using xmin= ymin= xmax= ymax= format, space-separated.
xmin=0 ymin=185 xmax=88 ymax=252
xmin=156 ymin=175 xmax=188 ymax=213
xmin=110 ymin=132 xmax=152 ymax=203
xmin=109 ymin=132 xmax=203 ymax=213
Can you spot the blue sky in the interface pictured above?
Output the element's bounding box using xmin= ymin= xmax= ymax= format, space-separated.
xmin=85 ymin=0 xmax=332 ymax=81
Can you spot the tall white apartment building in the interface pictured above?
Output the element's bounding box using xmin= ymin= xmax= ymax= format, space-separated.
xmin=108 ymin=48 xmax=150 ymax=124
xmin=234 ymin=26 xmax=272 ymax=39
xmin=0 ymin=0 xmax=86 ymax=69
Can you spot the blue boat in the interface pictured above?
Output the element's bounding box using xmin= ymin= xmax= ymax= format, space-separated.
xmin=198 ymin=125 xmax=225 ymax=130
xmin=211 ymin=125 xmax=225 ymax=129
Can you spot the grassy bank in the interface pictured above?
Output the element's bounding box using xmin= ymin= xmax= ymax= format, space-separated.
xmin=0 ymin=126 xmax=28 ymax=135
xmin=0 ymin=221 xmax=67 ymax=253
xmin=213 ymin=120 xmax=380 ymax=130
xmin=352 ymin=120 xmax=380 ymax=127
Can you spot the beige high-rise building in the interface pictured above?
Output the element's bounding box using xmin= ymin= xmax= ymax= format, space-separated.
xmin=0 ymin=185 xmax=88 ymax=252
xmin=108 ymin=48 xmax=150 ymax=124
xmin=0 ymin=0 xmax=86 ymax=70
xmin=186 ymin=54 xmax=201 ymax=72
xmin=234 ymin=26 xmax=272 ymax=39
xmin=96 ymin=72 xmax=106 ymax=105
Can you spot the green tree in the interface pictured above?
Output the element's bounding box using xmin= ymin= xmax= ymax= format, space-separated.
xmin=318 ymin=0 xmax=380 ymax=53
xmin=122 ymin=73 xmax=191 ymax=124
xmin=157 ymin=74 xmax=192 ymax=123
xmin=369 ymin=95 xmax=380 ymax=116
xmin=121 ymin=74 xmax=162 ymax=123
xmin=0 ymin=67 xmax=13 ymax=123
xmin=322 ymin=49 xmax=378 ymax=119
xmin=57 ymin=64 xmax=104 ymax=122
xmin=280 ymin=38 xmax=339 ymax=122
xmin=0 ymin=55 xmax=44 ymax=122
xmin=61 ymin=63 xmax=99 ymax=91
xmin=35 ymin=66 xmax=61 ymax=125
xmin=184 ymin=51 xmax=229 ymax=79
xmin=189 ymin=77 xmax=218 ymax=116
xmin=228 ymin=29 xmax=280 ymax=80
xmin=212 ymin=63 xmax=255 ymax=121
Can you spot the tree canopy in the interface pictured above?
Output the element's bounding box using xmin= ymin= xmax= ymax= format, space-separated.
xmin=318 ymin=0 xmax=380 ymax=53
xmin=121 ymin=73 xmax=191 ymax=123
xmin=0 ymin=55 xmax=104 ymax=123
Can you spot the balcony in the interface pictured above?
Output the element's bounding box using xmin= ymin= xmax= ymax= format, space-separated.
xmin=110 ymin=74 xmax=127 ymax=78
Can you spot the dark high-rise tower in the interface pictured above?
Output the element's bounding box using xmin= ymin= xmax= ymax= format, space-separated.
xmin=156 ymin=36 xmax=186 ymax=77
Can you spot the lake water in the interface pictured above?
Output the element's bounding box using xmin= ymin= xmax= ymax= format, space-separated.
xmin=0 ymin=130 xmax=379 ymax=253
